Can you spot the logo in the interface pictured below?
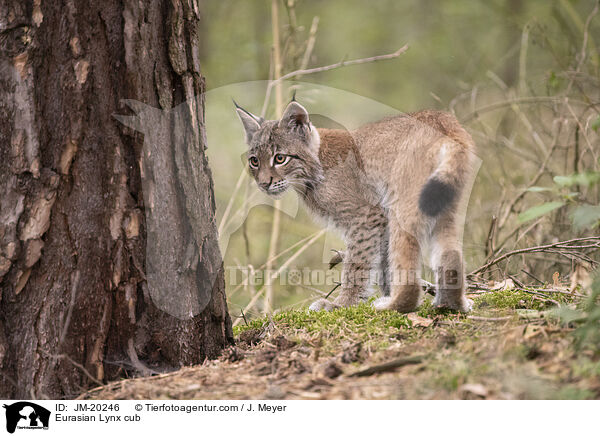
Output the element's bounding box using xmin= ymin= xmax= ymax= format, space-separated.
xmin=2 ymin=402 xmax=50 ymax=434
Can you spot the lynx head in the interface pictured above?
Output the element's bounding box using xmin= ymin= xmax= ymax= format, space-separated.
xmin=235 ymin=100 xmax=323 ymax=197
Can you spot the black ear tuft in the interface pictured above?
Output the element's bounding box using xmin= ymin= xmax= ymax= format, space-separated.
xmin=419 ymin=177 xmax=456 ymax=217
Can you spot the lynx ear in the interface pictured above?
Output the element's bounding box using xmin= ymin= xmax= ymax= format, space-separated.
xmin=279 ymin=101 xmax=310 ymax=138
xmin=234 ymin=101 xmax=262 ymax=144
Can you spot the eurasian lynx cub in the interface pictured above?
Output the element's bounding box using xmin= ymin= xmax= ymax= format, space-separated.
xmin=235 ymin=99 xmax=476 ymax=313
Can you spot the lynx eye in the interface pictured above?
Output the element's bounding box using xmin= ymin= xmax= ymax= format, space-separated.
xmin=273 ymin=154 xmax=289 ymax=166
xmin=248 ymin=156 xmax=259 ymax=169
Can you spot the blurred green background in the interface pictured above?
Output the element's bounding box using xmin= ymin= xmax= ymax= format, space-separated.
xmin=198 ymin=0 xmax=600 ymax=323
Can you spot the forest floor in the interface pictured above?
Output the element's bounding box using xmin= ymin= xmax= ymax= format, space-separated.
xmin=81 ymin=287 xmax=600 ymax=400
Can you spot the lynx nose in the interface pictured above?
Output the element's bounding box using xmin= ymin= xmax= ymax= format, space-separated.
xmin=259 ymin=177 xmax=273 ymax=190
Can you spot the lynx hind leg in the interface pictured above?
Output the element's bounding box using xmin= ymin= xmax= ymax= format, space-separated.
xmin=431 ymin=216 xmax=472 ymax=312
xmin=373 ymin=223 xmax=422 ymax=312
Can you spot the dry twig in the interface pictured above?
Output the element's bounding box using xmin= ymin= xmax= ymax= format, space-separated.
xmin=470 ymin=236 xmax=600 ymax=277
xmin=348 ymin=355 xmax=424 ymax=377
xmin=260 ymin=45 xmax=409 ymax=117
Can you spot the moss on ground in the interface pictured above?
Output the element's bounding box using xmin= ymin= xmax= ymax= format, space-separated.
xmin=234 ymin=300 xmax=415 ymax=352
xmin=474 ymin=289 xmax=543 ymax=310
xmin=235 ymin=288 xmax=577 ymax=340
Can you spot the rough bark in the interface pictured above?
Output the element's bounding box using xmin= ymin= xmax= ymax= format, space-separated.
xmin=0 ymin=0 xmax=232 ymax=399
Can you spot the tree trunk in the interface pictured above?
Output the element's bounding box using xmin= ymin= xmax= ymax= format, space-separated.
xmin=0 ymin=0 xmax=232 ymax=399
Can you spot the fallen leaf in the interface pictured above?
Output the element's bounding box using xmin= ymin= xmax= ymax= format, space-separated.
xmin=407 ymin=313 xmax=433 ymax=328
xmin=552 ymin=271 xmax=560 ymax=287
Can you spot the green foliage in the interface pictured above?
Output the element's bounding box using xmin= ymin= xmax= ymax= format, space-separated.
xmin=415 ymin=297 xmax=435 ymax=317
xmin=523 ymin=170 xmax=600 ymax=228
xmin=519 ymin=170 xmax=600 ymax=224
xmin=518 ymin=201 xmax=564 ymax=223
xmin=554 ymin=172 xmax=600 ymax=188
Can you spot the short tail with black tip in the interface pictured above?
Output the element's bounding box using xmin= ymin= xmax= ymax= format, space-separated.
xmin=418 ymin=128 xmax=475 ymax=217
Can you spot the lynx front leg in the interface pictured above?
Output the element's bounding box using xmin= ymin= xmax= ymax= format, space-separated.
xmin=310 ymin=224 xmax=381 ymax=311
xmin=373 ymin=223 xmax=422 ymax=312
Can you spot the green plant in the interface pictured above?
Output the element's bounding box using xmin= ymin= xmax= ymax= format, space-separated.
xmin=520 ymin=169 xmax=600 ymax=229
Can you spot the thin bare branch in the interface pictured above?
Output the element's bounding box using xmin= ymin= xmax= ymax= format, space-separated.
xmin=460 ymin=96 xmax=588 ymax=124
xmin=470 ymin=237 xmax=600 ymax=276
xmin=497 ymin=119 xmax=563 ymax=229
xmin=260 ymin=45 xmax=409 ymax=117
xmin=300 ymin=16 xmax=319 ymax=70
xmin=218 ymin=170 xmax=247 ymax=236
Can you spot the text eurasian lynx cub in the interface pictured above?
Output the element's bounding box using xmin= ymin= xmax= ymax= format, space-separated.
xmin=235 ymin=99 xmax=476 ymax=313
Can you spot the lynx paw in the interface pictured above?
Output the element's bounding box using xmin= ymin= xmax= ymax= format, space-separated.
xmin=433 ymin=297 xmax=473 ymax=313
xmin=372 ymin=296 xmax=393 ymax=311
xmin=372 ymin=297 xmax=419 ymax=313
xmin=333 ymin=293 xmax=360 ymax=308
xmin=309 ymin=298 xmax=337 ymax=312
